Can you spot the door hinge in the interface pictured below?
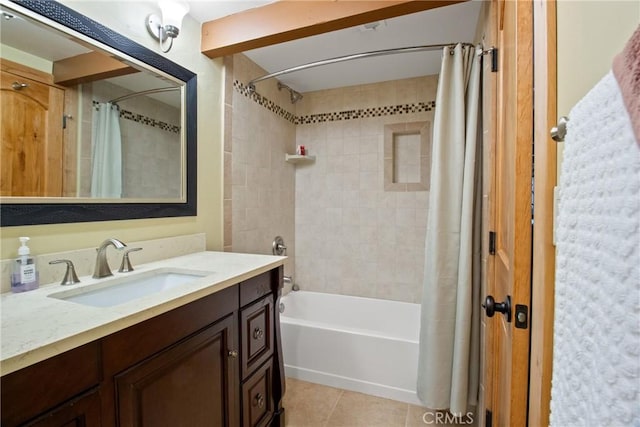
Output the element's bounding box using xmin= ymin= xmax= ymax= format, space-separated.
xmin=491 ymin=47 xmax=498 ymax=72
xmin=489 ymin=231 xmax=496 ymax=255
xmin=62 ymin=114 xmax=72 ymax=129
xmin=486 ymin=409 xmax=493 ymax=427
xmin=481 ymin=47 xmax=499 ymax=72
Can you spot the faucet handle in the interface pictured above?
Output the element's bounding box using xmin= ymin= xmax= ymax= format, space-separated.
xmin=272 ymin=236 xmax=287 ymax=256
xmin=118 ymin=248 xmax=142 ymax=273
xmin=49 ymin=259 xmax=81 ymax=286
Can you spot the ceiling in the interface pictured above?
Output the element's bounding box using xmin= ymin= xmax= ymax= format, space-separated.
xmin=187 ymin=0 xmax=482 ymax=93
xmin=0 ymin=6 xmax=91 ymax=61
xmin=1 ymin=1 xmax=482 ymax=96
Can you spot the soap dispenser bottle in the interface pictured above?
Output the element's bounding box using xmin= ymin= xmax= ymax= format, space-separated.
xmin=11 ymin=237 xmax=39 ymax=293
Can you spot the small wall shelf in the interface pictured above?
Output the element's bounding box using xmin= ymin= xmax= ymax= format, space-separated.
xmin=285 ymin=154 xmax=316 ymax=165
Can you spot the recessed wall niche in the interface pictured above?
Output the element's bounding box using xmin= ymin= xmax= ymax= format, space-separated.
xmin=384 ymin=121 xmax=431 ymax=191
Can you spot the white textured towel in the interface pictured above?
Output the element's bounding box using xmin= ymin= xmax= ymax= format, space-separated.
xmin=551 ymin=71 xmax=640 ymax=426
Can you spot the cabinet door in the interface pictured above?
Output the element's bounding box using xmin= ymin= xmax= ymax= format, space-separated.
xmin=115 ymin=315 xmax=239 ymax=427
xmin=24 ymin=388 xmax=101 ymax=427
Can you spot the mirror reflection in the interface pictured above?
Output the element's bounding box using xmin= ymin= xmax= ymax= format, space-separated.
xmin=0 ymin=3 xmax=184 ymax=201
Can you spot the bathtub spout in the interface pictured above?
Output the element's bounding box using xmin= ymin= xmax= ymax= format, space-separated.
xmin=284 ymin=275 xmax=300 ymax=291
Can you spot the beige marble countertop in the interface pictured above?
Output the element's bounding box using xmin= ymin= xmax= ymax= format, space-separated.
xmin=0 ymin=251 xmax=286 ymax=376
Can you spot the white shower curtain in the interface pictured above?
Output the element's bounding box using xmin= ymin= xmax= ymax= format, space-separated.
xmin=417 ymin=43 xmax=482 ymax=415
xmin=91 ymin=102 xmax=122 ymax=198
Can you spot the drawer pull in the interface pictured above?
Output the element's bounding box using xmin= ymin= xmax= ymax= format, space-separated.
xmin=228 ymin=350 xmax=238 ymax=358
xmin=254 ymin=393 xmax=265 ymax=409
xmin=253 ymin=327 xmax=264 ymax=340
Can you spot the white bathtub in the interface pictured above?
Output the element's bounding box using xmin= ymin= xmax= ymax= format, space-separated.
xmin=280 ymin=291 xmax=422 ymax=405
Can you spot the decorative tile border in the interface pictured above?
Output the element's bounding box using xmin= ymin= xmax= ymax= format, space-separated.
xmin=298 ymin=102 xmax=435 ymax=124
xmin=233 ymin=81 xmax=297 ymax=124
xmin=92 ymin=101 xmax=180 ymax=134
xmin=233 ymin=80 xmax=435 ymax=125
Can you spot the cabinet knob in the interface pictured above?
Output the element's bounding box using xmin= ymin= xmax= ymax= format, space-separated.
xmin=228 ymin=350 xmax=238 ymax=358
xmin=12 ymin=82 xmax=28 ymax=90
xmin=253 ymin=327 xmax=264 ymax=340
xmin=254 ymin=393 xmax=265 ymax=409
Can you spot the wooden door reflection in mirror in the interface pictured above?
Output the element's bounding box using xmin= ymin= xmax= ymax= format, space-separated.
xmin=1 ymin=60 xmax=64 ymax=197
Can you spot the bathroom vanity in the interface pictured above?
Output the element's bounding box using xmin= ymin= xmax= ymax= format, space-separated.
xmin=0 ymin=252 xmax=286 ymax=427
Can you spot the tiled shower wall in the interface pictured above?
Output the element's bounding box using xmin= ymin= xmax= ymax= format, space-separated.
xmin=226 ymin=54 xmax=296 ymax=279
xmin=294 ymin=77 xmax=438 ymax=303
xmin=80 ymin=81 xmax=181 ymax=198
xmin=226 ymin=54 xmax=438 ymax=303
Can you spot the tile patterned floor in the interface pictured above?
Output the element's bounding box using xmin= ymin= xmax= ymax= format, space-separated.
xmin=282 ymin=377 xmax=475 ymax=427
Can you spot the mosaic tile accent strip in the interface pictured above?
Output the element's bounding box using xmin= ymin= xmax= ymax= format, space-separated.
xmin=92 ymin=101 xmax=180 ymax=134
xmin=297 ymin=102 xmax=436 ymax=124
xmin=234 ymin=81 xmax=297 ymax=124
xmin=233 ymin=80 xmax=435 ymax=125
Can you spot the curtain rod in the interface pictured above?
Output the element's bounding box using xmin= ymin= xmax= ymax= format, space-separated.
xmin=109 ymin=86 xmax=180 ymax=104
xmin=247 ymin=42 xmax=474 ymax=91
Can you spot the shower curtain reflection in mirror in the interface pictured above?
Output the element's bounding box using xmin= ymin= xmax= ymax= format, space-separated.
xmin=91 ymin=102 xmax=122 ymax=198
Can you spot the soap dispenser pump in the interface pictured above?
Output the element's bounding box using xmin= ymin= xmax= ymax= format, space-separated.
xmin=11 ymin=237 xmax=39 ymax=293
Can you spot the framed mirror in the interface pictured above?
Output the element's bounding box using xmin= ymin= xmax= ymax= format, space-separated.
xmin=0 ymin=0 xmax=197 ymax=226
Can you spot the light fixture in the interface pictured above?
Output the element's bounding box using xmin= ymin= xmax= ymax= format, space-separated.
xmin=358 ymin=20 xmax=386 ymax=32
xmin=146 ymin=0 xmax=189 ymax=53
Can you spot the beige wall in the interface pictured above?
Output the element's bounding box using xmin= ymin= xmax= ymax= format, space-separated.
xmin=557 ymin=1 xmax=639 ymax=116
xmin=225 ymin=52 xmax=438 ymax=302
xmin=294 ymin=76 xmax=438 ymax=303
xmin=556 ymin=1 xmax=639 ymax=178
xmin=0 ymin=43 xmax=52 ymax=73
xmin=226 ymin=54 xmax=296 ymax=279
xmin=0 ymin=1 xmax=224 ymax=258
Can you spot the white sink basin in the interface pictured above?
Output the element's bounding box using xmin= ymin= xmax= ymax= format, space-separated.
xmin=49 ymin=268 xmax=212 ymax=307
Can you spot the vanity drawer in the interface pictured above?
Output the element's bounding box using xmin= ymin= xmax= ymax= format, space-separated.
xmin=242 ymin=359 xmax=274 ymax=427
xmin=102 ymin=285 xmax=238 ymax=374
xmin=240 ymin=295 xmax=274 ymax=379
xmin=240 ymin=271 xmax=273 ymax=307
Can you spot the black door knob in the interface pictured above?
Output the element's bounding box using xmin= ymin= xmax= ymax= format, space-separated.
xmin=483 ymin=295 xmax=512 ymax=322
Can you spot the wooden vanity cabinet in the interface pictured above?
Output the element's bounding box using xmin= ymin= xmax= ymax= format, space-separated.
xmin=23 ymin=388 xmax=102 ymax=427
xmin=0 ymin=342 xmax=101 ymax=426
xmin=239 ymin=273 xmax=278 ymax=427
xmin=100 ymin=284 xmax=240 ymax=427
xmin=114 ymin=314 xmax=237 ymax=426
xmin=0 ymin=266 xmax=286 ymax=427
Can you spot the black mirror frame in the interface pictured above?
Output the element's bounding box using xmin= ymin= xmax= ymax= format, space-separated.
xmin=1 ymin=0 xmax=197 ymax=227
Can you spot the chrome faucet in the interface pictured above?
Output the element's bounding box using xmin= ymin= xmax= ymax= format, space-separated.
xmin=283 ymin=275 xmax=299 ymax=291
xmin=93 ymin=238 xmax=126 ymax=279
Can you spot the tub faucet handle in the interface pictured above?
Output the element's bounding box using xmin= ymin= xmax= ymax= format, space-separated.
xmin=272 ymin=236 xmax=287 ymax=256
